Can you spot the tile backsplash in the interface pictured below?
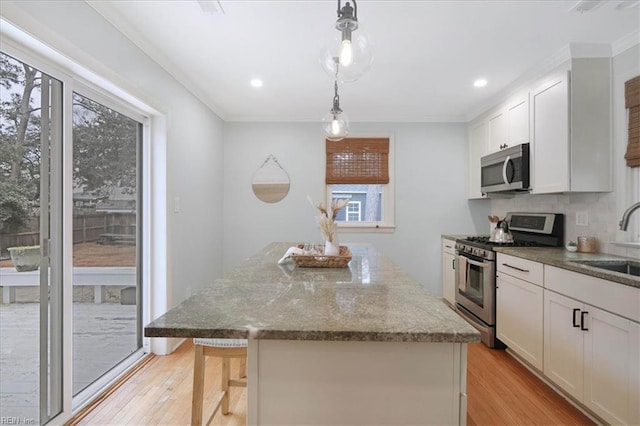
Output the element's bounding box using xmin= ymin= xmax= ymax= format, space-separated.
xmin=491 ymin=192 xmax=639 ymax=258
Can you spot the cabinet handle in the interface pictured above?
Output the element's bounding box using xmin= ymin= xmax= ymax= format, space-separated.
xmin=502 ymin=263 xmax=530 ymax=273
xmin=452 ymin=259 xmax=456 ymax=270
xmin=572 ymin=308 xmax=580 ymax=328
xmin=445 ymin=245 xmax=452 ymax=249
xmin=580 ymin=311 xmax=589 ymax=331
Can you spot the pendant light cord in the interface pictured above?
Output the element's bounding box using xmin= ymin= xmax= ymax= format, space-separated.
xmin=332 ymin=60 xmax=342 ymax=113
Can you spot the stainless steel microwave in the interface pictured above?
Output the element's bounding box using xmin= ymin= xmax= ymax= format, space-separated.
xmin=481 ymin=143 xmax=530 ymax=193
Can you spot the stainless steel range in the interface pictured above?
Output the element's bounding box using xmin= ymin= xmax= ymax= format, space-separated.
xmin=455 ymin=212 xmax=564 ymax=348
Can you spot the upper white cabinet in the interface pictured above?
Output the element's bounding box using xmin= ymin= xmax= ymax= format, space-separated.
xmin=467 ymin=120 xmax=488 ymax=199
xmin=488 ymin=109 xmax=507 ymax=153
xmin=506 ymin=91 xmax=530 ymax=147
xmin=468 ymin=54 xmax=612 ymax=195
xmin=486 ymin=91 xmax=530 ymax=154
xmin=531 ymin=71 xmax=570 ymax=193
xmin=531 ymin=58 xmax=612 ymax=194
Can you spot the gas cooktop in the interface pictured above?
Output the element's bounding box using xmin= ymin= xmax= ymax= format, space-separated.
xmin=461 ymin=236 xmax=543 ymax=248
xmin=455 ymin=213 xmax=564 ymax=260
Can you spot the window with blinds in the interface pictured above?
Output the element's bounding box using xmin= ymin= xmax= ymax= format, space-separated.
xmin=326 ymin=138 xmax=389 ymax=184
xmin=325 ymin=137 xmax=395 ymax=229
xmin=625 ymin=76 xmax=640 ymax=168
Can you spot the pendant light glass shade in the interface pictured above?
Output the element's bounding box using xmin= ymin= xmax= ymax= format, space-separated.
xmin=322 ymin=109 xmax=350 ymax=141
xmin=319 ymin=0 xmax=374 ymax=83
xmin=320 ymin=26 xmax=373 ymax=83
xmin=322 ymin=77 xmax=349 ymax=141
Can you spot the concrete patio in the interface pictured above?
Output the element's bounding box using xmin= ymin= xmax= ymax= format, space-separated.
xmin=0 ymin=302 xmax=138 ymax=421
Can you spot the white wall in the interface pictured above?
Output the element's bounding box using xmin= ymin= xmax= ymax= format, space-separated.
xmin=223 ymin=122 xmax=490 ymax=296
xmin=1 ymin=1 xmax=226 ymax=305
xmin=491 ymin=44 xmax=640 ymax=258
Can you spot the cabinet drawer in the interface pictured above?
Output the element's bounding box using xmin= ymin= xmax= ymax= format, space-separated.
xmin=545 ymin=265 xmax=640 ymax=323
xmin=497 ymin=253 xmax=543 ymax=286
xmin=442 ymin=238 xmax=456 ymax=255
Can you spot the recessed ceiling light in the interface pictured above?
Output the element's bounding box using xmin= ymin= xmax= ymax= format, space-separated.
xmin=474 ymin=79 xmax=488 ymax=88
xmin=250 ymin=78 xmax=263 ymax=88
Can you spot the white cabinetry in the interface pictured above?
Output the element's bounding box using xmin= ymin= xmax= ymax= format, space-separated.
xmin=467 ymin=90 xmax=530 ymax=199
xmin=531 ymin=58 xmax=612 ymax=194
xmin=544 ymin=266 xmax=640 ymax=425
xmin=496 ymin=254 xmax=544 ymax=370
xmin=467 ymin=120 xmax=488 ymax=199
xmin=441 ymin=238 xmax=457 ymax=307
xmin=487 ymin=91 xmax=530 ymax=154
xmin=506 ymin=91 xmax=529 ymax=146
xmin=488 ymin=109 xmax=506 ymax=153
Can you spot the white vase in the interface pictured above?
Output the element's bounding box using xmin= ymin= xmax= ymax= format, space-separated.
xmin=324 ymin=238 xmax=340 ymax=256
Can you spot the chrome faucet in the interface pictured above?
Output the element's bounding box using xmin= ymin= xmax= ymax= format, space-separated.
xmin=619 ymin=202 xmax=640 ymax=231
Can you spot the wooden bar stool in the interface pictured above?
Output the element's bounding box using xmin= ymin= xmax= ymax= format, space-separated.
xmin=191 ymin=338 xmax=247 ymax=426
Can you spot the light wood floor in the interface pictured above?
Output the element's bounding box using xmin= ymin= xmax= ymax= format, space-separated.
xmin=74 ymin=340 xmax=594 ymax=426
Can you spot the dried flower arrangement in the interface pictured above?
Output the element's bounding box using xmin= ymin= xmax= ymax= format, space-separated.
xmin=308 ymin=196 xmax=349 ymax=243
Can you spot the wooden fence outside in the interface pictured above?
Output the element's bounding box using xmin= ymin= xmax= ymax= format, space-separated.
xmin=0 ymin=213 xmax=136 ymax=257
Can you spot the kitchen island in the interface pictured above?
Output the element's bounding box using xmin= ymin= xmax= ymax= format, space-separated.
xmin=145 ymin=242 xmax=480 ymax=425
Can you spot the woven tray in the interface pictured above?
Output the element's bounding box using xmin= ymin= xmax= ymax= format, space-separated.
xmin=291 ymin=244 xmax=352 ymax=268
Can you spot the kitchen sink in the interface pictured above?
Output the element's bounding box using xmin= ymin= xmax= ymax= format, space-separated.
xmin=570 ymin=260 xmax=640 ymax=277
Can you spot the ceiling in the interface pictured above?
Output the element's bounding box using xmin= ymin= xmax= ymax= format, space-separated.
xmin=87 ymin=0 xmax=640 ymax=123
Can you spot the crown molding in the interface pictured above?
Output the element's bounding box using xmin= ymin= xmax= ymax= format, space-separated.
xmin=612 ymin=29 xmax=640 ymax=56
xmin=223 ymin=113 xmax=467 ymax=123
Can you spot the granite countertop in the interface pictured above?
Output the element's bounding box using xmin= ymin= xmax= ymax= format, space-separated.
xmin=441 ymin=234 xmax=469 ymax=241
xmin=145 ymin=242 xmax=480 ymax=343
xmin=493 ymin=246 xmax=640 ymax=289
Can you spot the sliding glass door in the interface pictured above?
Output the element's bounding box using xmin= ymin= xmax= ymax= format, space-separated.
xmin=1 ymin=49 xmax=146 ymax=422
xmin=0 ymin=52 xmax=63 ymax=424
xmin=71 ymin=92 xmax=142 ymax=397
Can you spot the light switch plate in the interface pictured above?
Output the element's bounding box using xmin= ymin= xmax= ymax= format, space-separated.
xmin=576 ymin=211 xmax=589 ymax=226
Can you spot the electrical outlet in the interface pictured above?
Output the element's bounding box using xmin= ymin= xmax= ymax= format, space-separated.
xmin=576 ymin=211 xmax=589 ymax=226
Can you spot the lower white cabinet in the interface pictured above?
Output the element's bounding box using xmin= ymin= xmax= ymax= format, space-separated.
xmin=544 ymin=290 xmax=640 ymax=425
xmin=496 ymin=264 xmax=543 ymax=370
xmin=544 ymin=290 xmax=585 ymax=400
xmin=441 ymin=239 xmax=456 ymax=306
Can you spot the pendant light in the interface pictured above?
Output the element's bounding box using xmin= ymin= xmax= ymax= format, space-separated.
xmin=319 ymin=0 xmax=374 ymax=83
xmin=322 ymin=78 xmax=349 ymax=141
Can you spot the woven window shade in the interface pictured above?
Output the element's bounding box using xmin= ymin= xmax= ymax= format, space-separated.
xmin=326 ymin=138 xmax=389 ymax=184
xmin=625 ymin=76 xmax=640 ymax=168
